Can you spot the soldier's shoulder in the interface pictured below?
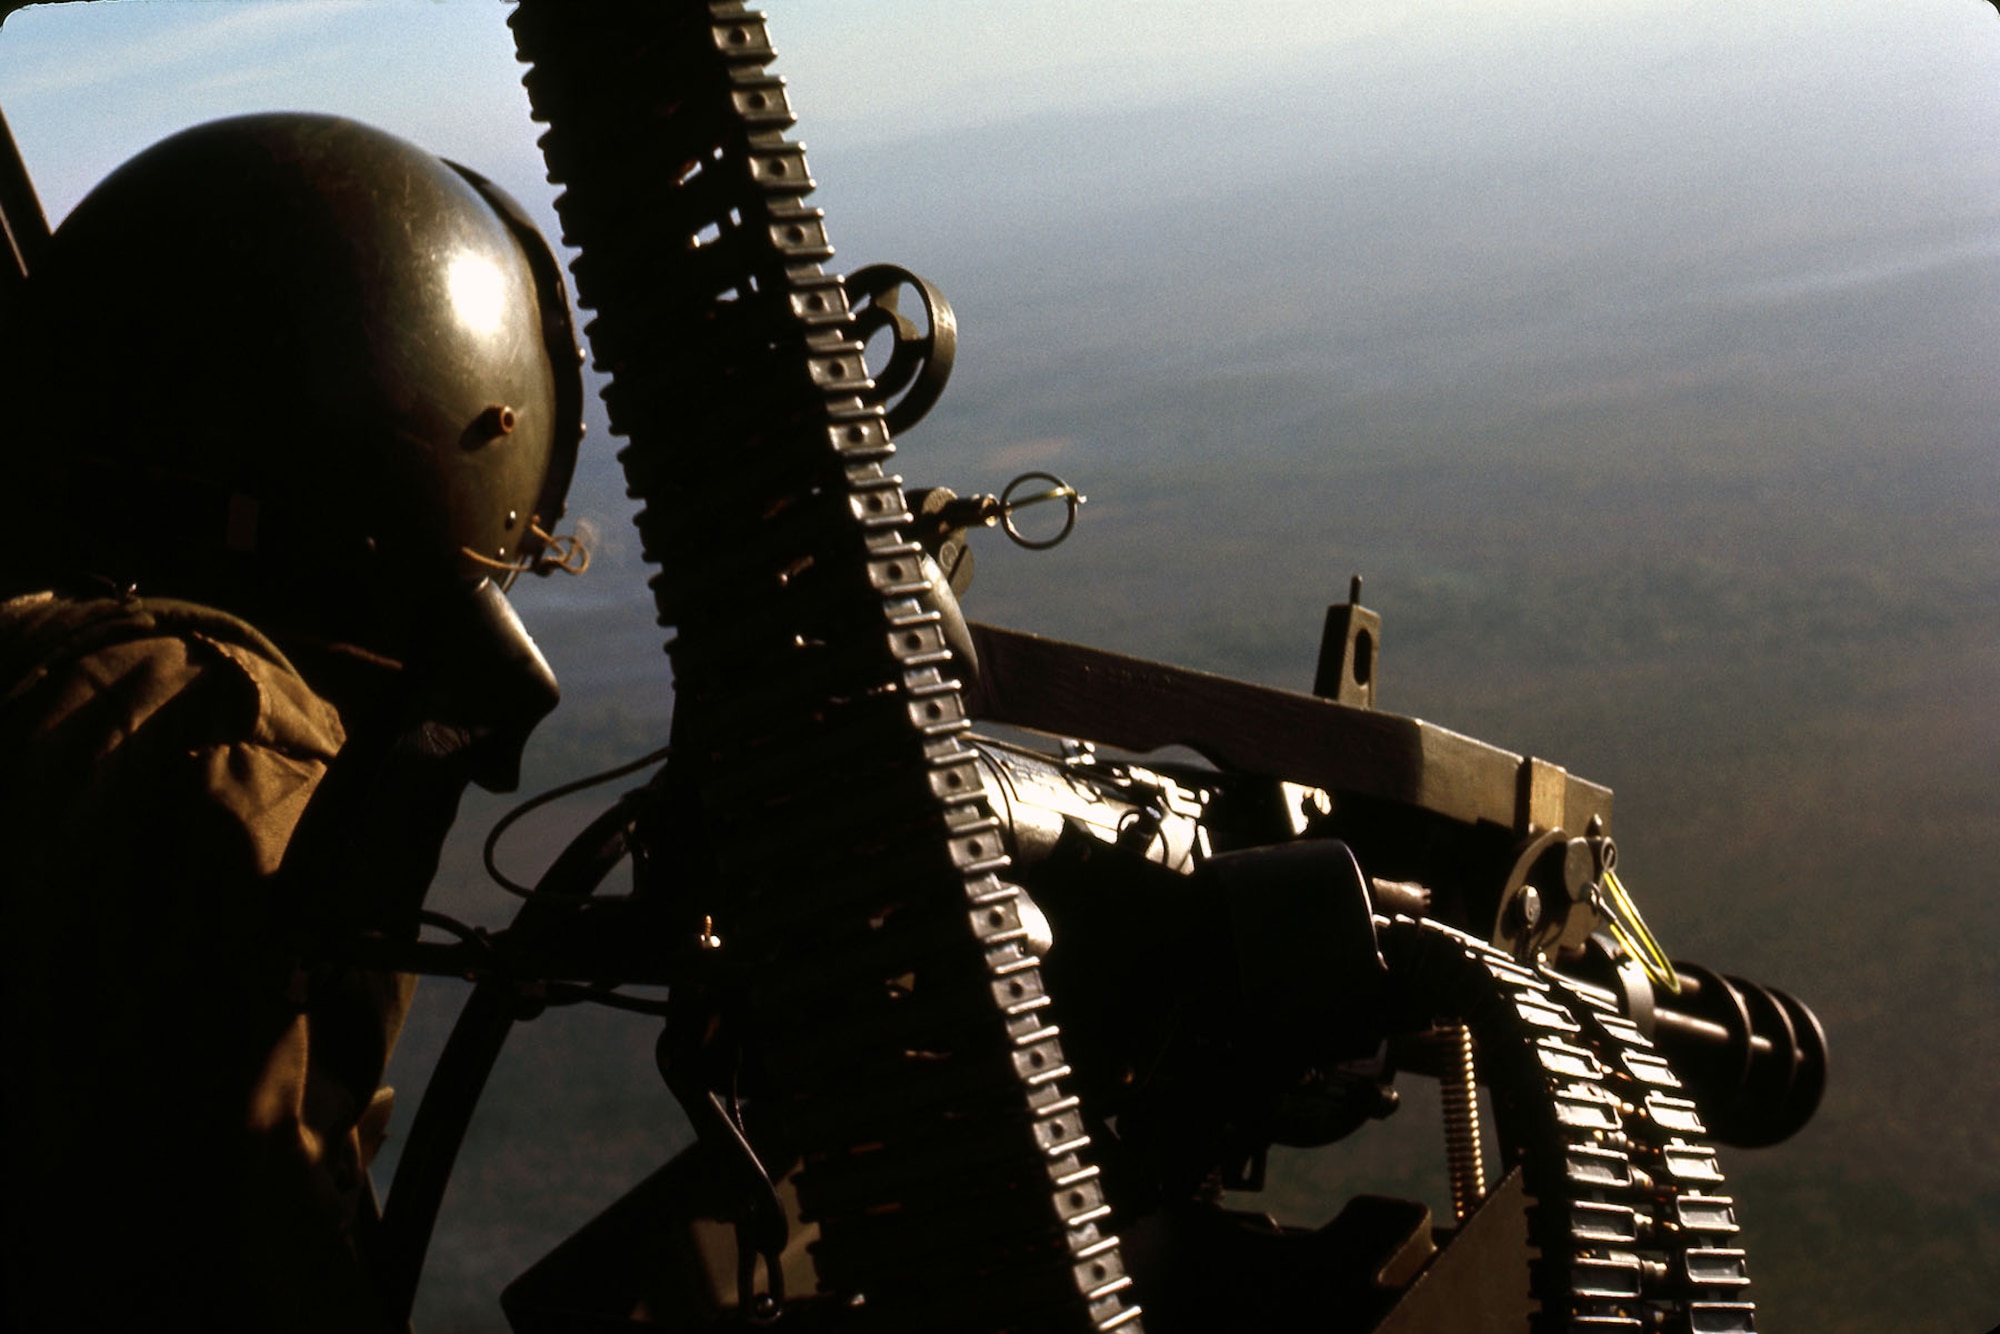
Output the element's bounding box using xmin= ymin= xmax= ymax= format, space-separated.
xmin=0 ymin=589 xmax=342 ymax=762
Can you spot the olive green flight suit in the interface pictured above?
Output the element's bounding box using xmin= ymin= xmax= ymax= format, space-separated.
xmin=0 ymin=591 xmax=408 ymax=1332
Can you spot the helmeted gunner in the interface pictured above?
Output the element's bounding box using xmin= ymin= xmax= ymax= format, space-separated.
xmin=0 ymin=112 xmax=584 ymax=1330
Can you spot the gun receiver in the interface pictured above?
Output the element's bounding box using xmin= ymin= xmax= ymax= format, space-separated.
xmin=952 ymin=593 xmax=1823 ymax=1329
xmin=961 ymin=611 xmax=1825 ymax=1144
xmin=964 ymin=620 xmax=1613 ymax=838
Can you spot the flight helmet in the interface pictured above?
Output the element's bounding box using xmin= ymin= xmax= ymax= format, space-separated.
xmin=15 ymin=112 xmax=585 ymax=661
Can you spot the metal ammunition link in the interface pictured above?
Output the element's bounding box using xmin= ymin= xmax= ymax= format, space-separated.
xmin=1385 ymin=917 xmax=1757 ymax=1332
xmin=507 ymin=3 xmax=1141 ymax=1329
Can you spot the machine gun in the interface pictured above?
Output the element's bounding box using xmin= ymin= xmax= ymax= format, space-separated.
xmin=400 ymin=7 xmax=1826 ymax=1330
xmin=0 ymin=4 xmax=1829 ymax=1331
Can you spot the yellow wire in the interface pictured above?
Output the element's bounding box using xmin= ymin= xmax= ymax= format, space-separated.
xmin=1600 ymin=868 xmax=1681 ymax=994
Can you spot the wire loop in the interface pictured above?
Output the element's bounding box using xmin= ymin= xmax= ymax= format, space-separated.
xmin=461 ymin=521 xmax=593 ymax=581
xmin=998 ymin=470 xmax=1085 ymax=550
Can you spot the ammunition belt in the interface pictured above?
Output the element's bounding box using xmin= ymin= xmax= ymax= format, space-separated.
xmin=1386 ymin=917 xmax=1757 ymax=1332
xmin=507 ymin=3 xmax=1142 ymax=1330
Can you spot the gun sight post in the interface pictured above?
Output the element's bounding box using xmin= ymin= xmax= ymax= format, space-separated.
xmin=1315 ymin=574 xmax=1381 ymax=708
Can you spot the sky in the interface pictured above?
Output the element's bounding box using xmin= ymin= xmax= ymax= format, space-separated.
xmin=6 ymin=2 xmax=1998 ymax=362
xmin=8 ymin=0 xmax=2000 ymax=219
xmin=10 ymin=0 xmax=1999 ymax=545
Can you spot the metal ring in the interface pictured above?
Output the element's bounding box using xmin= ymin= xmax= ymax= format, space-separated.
xmin=999 ymin=470 xmax=1083 ymax=550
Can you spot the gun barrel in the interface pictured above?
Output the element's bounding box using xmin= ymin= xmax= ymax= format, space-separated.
xmin=1647 ymin=962 xmax=1828 ymax=1148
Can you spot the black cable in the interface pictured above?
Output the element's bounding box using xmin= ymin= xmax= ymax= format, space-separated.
xmin=409 ymin=907 xmax=501 ymax=977
xmin=376 ymin=785 xmax=653 ymax=1318
xmin=416 ymin=907 xmax=485 ymax=945
xmin=543 ymin=981 xmax=676 ymax=1018
xmin=481 ymin=743 xmax=670 ymax=901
